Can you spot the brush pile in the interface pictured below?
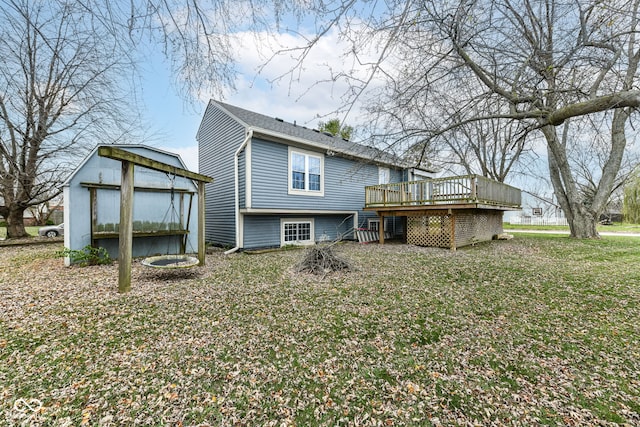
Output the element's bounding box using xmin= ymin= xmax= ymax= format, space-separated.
xmin=295 ymin=243 xmax=352 ymax=275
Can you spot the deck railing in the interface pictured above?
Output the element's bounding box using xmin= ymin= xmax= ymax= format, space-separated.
xmin=365 ymin=175 xmax=521 ymax=209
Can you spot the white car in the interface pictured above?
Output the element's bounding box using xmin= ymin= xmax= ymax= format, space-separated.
xmin=38 ymin=223 xmax=64 ymax=237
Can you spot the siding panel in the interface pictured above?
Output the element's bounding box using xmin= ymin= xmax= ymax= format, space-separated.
xmin=197 ymin=103 xmax=246 ymax=246
xmin=314 ymin=214 xmax=355 ymax=241
xmin=242 ymin=214 xmax=357 ymax=249
xmin=250 ymin=138 xmax=384 ymax=211
xmin=198 ymin=103 xmax=412 ymax=250
xmin=243 ymin=215 xmax=281 ymax=249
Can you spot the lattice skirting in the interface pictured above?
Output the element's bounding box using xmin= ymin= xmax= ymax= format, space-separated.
xmin=454 ymin=210 xmax=503 ymax=247
xmin=407 ymin=210 xmax=504 ymax=249
xmin=407 ymin=214 xmax=452 ymax=248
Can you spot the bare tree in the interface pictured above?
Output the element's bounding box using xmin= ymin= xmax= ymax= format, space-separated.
xmin=270 ymin=0 xmax=640 ymax=238
xmin=366 ymin=84 xmax=535 ymax=182
xmin=432 ymin=0 xmax=639 ymax=238
xmin=0 ymin=0 xmax=141 ymax=237
xmin=444 ymin=120 xmax=531 ymax=182
xmin=0 ymin=0 xmax=308 ymax=238
xmin=6 ymin=0 xmax=636 ymax=240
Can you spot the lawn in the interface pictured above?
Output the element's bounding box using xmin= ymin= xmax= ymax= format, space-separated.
xmin=1 ymin=236 xmax=639 ymax=426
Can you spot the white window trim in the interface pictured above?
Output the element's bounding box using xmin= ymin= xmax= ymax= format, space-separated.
xmin=288 ymin=147 xmax=324 ymax=197
xmin=368 ymin=218 xmax=380 ymax=231
xmin=281 ymin=218 xmax=315 ymax=246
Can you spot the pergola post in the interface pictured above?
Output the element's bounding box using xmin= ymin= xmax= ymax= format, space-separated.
xmin=98 ymin=146 xmax=213 ymax=293
xmin=118 ymin=161 xmax=134 ymax=293
xmin=198 ymin=182 xmax=206 ymax=266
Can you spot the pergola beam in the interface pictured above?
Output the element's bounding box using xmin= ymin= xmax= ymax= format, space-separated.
xmin=98 ymin=146 xmax=212 ymax=183
xmin=98 ymin=146 xmax=213 ymax=293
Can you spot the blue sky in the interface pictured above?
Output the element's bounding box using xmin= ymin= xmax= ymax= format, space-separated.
xmin=139 ymin=55 xmax=206 ymax=172
xmin=137 ymin=29 xmax=549 ymax=217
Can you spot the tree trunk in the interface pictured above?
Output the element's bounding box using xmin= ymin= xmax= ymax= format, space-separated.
xmin=542 ymin=125 xmax=600 ymax=239
xmin=567 ymin=207 xmax=599 ymax=239
xmin=6 ymin=207 xmax=28 ymax=238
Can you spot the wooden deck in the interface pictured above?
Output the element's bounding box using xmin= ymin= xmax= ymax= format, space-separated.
xmin=365 ymin=175 xmax=521 ymax=212
xmin=364 ymin=175 xmax=521 ymax=249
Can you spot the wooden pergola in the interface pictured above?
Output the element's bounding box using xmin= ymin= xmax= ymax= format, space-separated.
xmin=98 ymin=146 xmax=213 ymax=293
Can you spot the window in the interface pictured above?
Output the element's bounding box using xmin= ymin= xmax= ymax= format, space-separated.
xmin=289 ymin=148 xmax=323 ymax=196
xmin=368 ymin=219 xmax=380 ymax=231
xmin=378 ymin=167 xmax=390 ymax=184
xmin=281 ymin=219 xmax=314 ymax=246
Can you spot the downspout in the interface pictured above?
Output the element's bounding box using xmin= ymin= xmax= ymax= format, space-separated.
xmin=224 ymin=129 xmax=253 ymax=254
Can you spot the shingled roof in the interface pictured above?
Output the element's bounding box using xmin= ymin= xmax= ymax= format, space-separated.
xmin=212 ymin=100 xmax=410 ymax=168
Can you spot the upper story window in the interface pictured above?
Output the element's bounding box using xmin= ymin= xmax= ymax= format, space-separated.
xmin=289 ymin=147 xmax=324 ymax=196
xmin=378 ymin=167 xmax=390 ymax=185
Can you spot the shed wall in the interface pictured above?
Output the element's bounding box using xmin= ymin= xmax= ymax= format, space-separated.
xmin=65 ymin=146 xmax=199 ymax=259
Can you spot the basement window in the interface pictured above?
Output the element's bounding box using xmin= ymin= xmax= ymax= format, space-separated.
xmin=281 ymin=219 xmax=314 ymax=246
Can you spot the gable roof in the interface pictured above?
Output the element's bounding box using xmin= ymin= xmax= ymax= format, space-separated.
xmin=209 ymin=100 xmax=418 ymax=169
xmin=62 ymin=144 xmax=190 ymax=187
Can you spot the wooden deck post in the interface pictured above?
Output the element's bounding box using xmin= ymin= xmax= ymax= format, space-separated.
xmin=379 ymin=214 xmax=385 ymax=244
xmin=90 ymin=187 xmax=98 ymax=248
xmin=118 ymin=161 xmax=134 ymax=293
xmin=450 ymin=212 xmax=456 ymax=251
xmin=470 ymin=175 xmax=477 ymax=200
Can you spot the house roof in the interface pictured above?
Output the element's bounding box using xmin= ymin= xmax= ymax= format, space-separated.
xmin=210 ymin=100 xmax=423 ymax=170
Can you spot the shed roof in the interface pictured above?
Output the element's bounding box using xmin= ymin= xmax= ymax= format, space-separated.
xmin=209 ymin=100 xmax=430 ymax=171
xmin=62 ymin=144 xmax=191 ymax=187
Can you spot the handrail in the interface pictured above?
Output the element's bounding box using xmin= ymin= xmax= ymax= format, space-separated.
xmin=365 ymin=175 xmax=521 ymax=208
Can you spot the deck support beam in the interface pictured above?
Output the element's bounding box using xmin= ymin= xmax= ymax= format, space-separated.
xmin=450 ymin=212 xmax=456 ymax=251
xmin=379 ymin=214 xmax=385 ymax=244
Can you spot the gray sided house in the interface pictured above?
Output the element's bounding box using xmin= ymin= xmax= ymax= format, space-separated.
xmin=197 ymin=100 xmax=433 ymax=251
xmin=63 ymin=145 xmax=200 ymax=262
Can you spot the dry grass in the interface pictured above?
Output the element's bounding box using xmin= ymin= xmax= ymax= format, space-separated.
xmin=1 ymin=236 xmax=639 ymax=426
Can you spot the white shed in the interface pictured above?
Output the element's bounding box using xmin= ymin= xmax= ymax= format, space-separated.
xmin=62 ymin=144 xmax=200 ymax=263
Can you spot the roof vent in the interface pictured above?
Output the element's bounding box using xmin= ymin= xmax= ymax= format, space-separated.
xmin=275 ymin=117 xmax=283 ymax=122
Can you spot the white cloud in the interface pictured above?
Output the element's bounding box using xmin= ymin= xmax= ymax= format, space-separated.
xmin=218 ymin=26 xmax=387 ymax=130
xmin=158 ymin=144 xmax=199 ymax=172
